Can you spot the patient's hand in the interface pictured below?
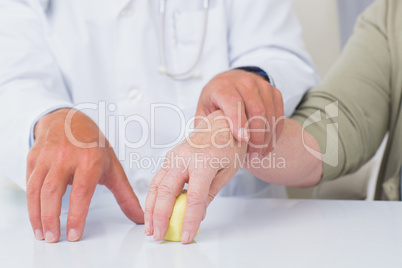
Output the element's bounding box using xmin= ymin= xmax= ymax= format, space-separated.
xmin=144 ymin=110 xmax=247 ymax=244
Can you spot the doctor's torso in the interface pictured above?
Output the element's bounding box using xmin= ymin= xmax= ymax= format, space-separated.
xmin=42 ymin=0 xmax=229 ymax=110
xmin=2 ymin=0 xmax=300 ymax=198
xmin=37 ymin=0 xmax=261 ymax=195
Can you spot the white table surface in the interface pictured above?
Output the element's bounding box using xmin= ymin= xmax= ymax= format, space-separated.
xmin=1 ymin=188 xmax=402 ymax=268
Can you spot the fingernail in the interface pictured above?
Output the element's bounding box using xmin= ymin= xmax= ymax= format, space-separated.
xmin=45 ymin=231 xmax=55 ymax=243
xmin=68 ymin=229 xmax=79 ymax=242
xmin=238 ymin=128 xmax=250 ymax=141
xmin=35 ymin=229 xmax=44 ymax=240
xmin=181 ymin=232 xmax=190 ymax=244
xmin=144 ymin=222 xmax=152 ymax=236
xmin=153 ymin=227 xmax=161 ymax=241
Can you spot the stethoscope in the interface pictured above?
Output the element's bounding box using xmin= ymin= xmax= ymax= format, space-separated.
xmin=158 ymin=0 xmax=209 ymax=80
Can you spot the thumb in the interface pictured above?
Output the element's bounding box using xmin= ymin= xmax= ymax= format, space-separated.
xmin=195 ymin=100 xmax=214 ymax=129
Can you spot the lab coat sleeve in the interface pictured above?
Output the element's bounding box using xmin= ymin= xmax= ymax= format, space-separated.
xmin=226 ymin=0 xmax=320 ymax=117
xmin=0 ymin=1 xmax=73 ymax=190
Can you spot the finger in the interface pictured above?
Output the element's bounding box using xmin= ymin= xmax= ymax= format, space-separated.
xmin=194 ymin=103 xmax=209 ymax=129
xmin=105 ymin=162 xmax=144 ymax=225
xmin=195 ymin=87 xmax=220 ymax=129
xmin=152 ymin=169 xmax=186 ymax=241
xmin=181 ymin=169 xmax=216 ymax=244
xmin=26 ymin=148 xmax=40 ymax=185
xmin=238 ymin=86 xmax=268 ymax=157
xmin=40 ymin=167 xmax=70 ymax=243
xmin=66 ymin=166 xmax=101 ymax=242
xmin=144 ymin=166 xmax=168 ymax=236
xmin=257 ymin=83 xmax=276 ymax=157
xmin=272 ymin=88 xmax=285 ymax=146
xmin=26 ymin=165 xmax=48 ymax=240
xmin=206 ymin=168 xmax=238 ymax=208
xmin=211 ymin=89 xmax=249 ymax=143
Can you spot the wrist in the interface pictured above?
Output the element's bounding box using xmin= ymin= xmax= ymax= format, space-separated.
xmin=207 ymin=110 xmax=248 ymax=157
xmin=189 ymin=110 xmax=247 ymax=152
xmin=34 ymin=108 xmax=73 ymax=139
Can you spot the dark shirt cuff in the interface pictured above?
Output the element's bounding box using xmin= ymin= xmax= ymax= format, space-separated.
xmin=235 ymin=66 xmax=271 ymax=84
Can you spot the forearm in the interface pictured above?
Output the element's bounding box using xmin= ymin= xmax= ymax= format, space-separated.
xmin=246 ymin=118 xmax=322 ymax=187
xmin=285 ymin=1 xmax=391 ymax=182
xmin=197 ymin=113 xmax=321 ymax=187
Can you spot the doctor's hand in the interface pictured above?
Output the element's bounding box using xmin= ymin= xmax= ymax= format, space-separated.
xmin=145 ymin=110 xmax=247 ymax=244
xmin=196 ymin=69 xmax=284 ymax=158
xmin=26 ymin=108 xmax=144 ymax=243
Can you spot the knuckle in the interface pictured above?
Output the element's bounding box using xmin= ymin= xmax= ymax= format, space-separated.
xmin=157 ymin=184 xmax=175 ymax=198
xmin=223 ymin=94 xmax=243 ymax=111
xmin=144 ymin=207 xmax=153 ymax=216
xmin=261 ymin=81 xmax=273 ymax=91
xmin=41 ymin=143 xmax=57 ymax=157
xmin=153 ymin=209 xmax=169 ymax=222
xmin=240 ymin=75 xmax=256 ymax=89
xmin=26 ymin=184 xmax=40 ymax=199
xmin=226 ymin=93 xmax=242 ymax=104
xmin=55 ymin=146 xmax=70 ymax=162
xmin=186 ymin=191 xmax=205 ymax=208
xmin=41 ymin=181 xmax=59 ymax=199
xmin=72 ymin=184 xmax=91 ymax=200
xmin=147 ymin=182 xmax=159 ymax=195
xmin=249 ymin=104 xmax=266 ymax=117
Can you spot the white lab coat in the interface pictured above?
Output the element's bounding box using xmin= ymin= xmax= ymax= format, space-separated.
xmin=0 ymin=0 xmax=319 ymax=198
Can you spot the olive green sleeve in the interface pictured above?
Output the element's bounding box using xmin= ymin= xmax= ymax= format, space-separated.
xmin=292 ymin=0 xmax=391 ymax=181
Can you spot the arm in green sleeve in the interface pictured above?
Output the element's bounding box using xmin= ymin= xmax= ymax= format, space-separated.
xmin=292 ymin=0 xmax=391 ymax=181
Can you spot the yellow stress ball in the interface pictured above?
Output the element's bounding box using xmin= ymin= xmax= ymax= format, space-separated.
xmin=164 ymin=191 xmax=199 ymax=242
